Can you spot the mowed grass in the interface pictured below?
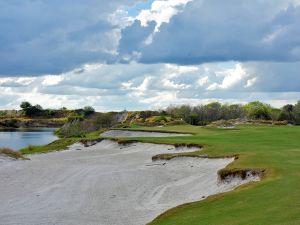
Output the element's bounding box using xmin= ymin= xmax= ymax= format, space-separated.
xmin=124 ymin=125 xmax=300 ymax=225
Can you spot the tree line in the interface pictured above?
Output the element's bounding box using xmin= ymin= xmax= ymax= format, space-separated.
xmin=16 ymin=100 xmax=300 ymax=127
xmin=165 ymin=101 xmax=300 ymax=125
xmin=20 ymin=102 xmax=95 ymax=118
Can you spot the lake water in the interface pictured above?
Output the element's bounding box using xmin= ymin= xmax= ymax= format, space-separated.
xmin=0 ymin=128 xmax=58 ymax=150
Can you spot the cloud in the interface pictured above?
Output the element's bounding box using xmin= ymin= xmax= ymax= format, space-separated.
xmin=0 ymin=0 xmax=142 ymax=76
xmin=2 ymin=0 xmax=300 ymax=79
xmin=136 ymin=0 xmax=192 ymax=31
xmin=242 ymin=61 xmax=300 ymax=92
xmin=42 ymin=75 xmax=65 ymax=86
xmin=245 ymin=77 xmax=257 ymax=88
xmin=197 ymin=76 xmax=209 ymax=87
xmin=118 ymin=20 xmax=156 ymax=62
xmin=0 ymin=0 xmax=299 ymax=109
xmin=0 ymin=61 xmax=299 ymax=110
xmin=206 ymin=64 xmax=249 ymax=90
xmin=119 ymin=0 xmax=300 ymax=64
xmin=0 ymin=77 xmax=36 ymax=87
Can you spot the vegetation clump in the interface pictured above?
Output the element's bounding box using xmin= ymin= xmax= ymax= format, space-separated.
xmin=122 ymin=110 xmax=186 ymax=126
xmin=57 ymin=112 xmax=118 ymax=138
xmin=0 ymin=148 xmax=28 ymax=160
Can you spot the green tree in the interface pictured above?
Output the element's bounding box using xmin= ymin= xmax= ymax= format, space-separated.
xmin=293 ymin=101 xmax=300 ymax=124
xmin=270 ymin=108 xmax=281 ymax=121
xmin=20 ymin=102 xmax=43 ymax=116
xmin=278 ymin=104 xmax=294 ymax=122
xmin=205 ymin=102 xmax=222 ymax=121
xmin=243 ymin=101 xmax=272 ymax=120
xmin=20 ymin=101 xmax=32 ymax=110
xmin=83 ymin=106 xmax=95 ymax=117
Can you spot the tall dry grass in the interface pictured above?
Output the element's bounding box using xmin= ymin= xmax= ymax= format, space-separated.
xmin=0 ymin=148 xmax=28 ymax=160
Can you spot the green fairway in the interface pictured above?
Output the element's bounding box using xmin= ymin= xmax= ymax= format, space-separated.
xmin=126 ymin=125 xmax=300 ymax=225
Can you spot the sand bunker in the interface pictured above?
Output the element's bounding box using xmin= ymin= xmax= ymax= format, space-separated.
xmin=101 ymin=129 xmax=191 ymax=137
xmin=0 ymin=138 xmax=259 ymax=225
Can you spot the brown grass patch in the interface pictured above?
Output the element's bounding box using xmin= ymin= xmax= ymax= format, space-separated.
xmin=0 ymin=148 xmax=29 ymax=160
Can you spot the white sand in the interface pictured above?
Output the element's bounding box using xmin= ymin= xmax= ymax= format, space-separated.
xmin=101 ymin=129 xmax=191 ymax=137
xmin=0 ymin=155 xmax=16 ymax=163
xmin=0 ymin=137 xmax=259 ymax=225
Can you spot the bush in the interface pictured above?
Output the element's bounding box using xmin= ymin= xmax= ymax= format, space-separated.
xmin=67 ymin=115 xmax=84 ymax=122
xmin=243 ymin=101 xmax=272 ymax=120
xmin=20 ymin=102 xmax=43 ymax=117
xmin=146 ymin=116 xmax=168 ymax=123
xmin=83 ymin=106 xmax=95 ymax=117
xmin=0 ymin=119 xmax=19 ymax=128
xmin=58 ymin=112 xmax=116 ymax=138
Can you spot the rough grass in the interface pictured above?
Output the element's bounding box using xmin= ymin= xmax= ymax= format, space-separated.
xmin=119 ymin=124 xmax=300 ymax=225
xmin=0 ymin=148 xmax=28 ymax=160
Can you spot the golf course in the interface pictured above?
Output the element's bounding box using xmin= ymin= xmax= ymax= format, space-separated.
xmin=3 ymin=123 xmax=298 ymax=225
xmin=1 ymin=0 xmax=300 ymax=224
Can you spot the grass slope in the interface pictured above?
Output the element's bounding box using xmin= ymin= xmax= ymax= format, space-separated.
xmin=124 ymin=125 xmax=300 ymax=225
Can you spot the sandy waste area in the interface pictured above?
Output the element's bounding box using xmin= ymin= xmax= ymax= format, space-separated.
xmin=0 ymin=131 xmax=259 ymax=225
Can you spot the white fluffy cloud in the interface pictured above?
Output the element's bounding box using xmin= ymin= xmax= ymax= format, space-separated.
xmin=207 ymin=64 xmax=250 ymax=90
xmin=0 ymin=61 xmax=299 ymax=110
xmin=136 ymin=0 xmax=192 ymax=31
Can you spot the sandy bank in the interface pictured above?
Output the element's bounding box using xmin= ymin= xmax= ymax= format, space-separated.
xmin=0 ymin=139 xmax=259 ymax=225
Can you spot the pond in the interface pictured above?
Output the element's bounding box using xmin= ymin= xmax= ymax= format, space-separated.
xmin=0 ymin=128 xmax=58 ymax=150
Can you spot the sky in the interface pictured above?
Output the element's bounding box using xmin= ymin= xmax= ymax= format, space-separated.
xmin=0 ymin=0 xmax=299 ymax=111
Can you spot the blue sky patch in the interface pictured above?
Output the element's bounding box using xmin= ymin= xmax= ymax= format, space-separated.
xmin=127 ymin=0 xmax=154 ymax=17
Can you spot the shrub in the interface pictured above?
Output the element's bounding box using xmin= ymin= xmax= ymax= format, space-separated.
xmin=58 ymin=112 xmax=116 ymax=138
xmin=83 ymin=106 xmax=95 ymax=117
xmin=0 ymin=148 xmax=26 ymax=159
xmin=243 ymin=101 xmax=272 ymax=120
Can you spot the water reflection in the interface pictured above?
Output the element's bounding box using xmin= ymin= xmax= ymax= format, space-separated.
xmin=0 ymin=128 xmax=58 ymax=150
